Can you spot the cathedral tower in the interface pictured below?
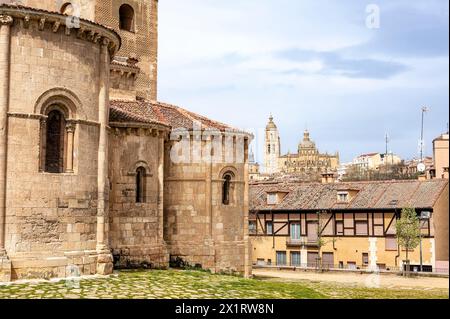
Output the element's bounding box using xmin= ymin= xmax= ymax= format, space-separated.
xmin=264 ymin=115 xmax=281 ymax=174
xmin=94 ymin=0 xmax=159 ymax=101
xmin=14 ymin=0 xmax=159 ymax=101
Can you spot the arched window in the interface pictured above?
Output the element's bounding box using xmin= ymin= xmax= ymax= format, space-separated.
xmin=45 ymin=110 xmax=66 ymax=173
xmin=119 ymin=4 xmax=135 ymax=32
xmin=60 ymin=2 xmax=74 ymax=15
xmin=222 ymin=172 xmax=233 ymax=205
xmin=136 ymin=167 xmax=146 ymax=203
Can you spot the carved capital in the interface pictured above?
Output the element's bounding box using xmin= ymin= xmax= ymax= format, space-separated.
xmin=66 ymin=121 xmax=76 ymax=133
xmin=39 ymin=116 xmax=47 ymax=127
xmin=0 ymin=15 xmax=13 ymax=26
xmin=101 ymin=37 xmax=110 ymax=47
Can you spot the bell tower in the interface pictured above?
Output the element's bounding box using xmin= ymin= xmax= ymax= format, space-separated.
xmin=264 ymin=115 xmax=281 ymax=174
xmin=94 ymin=0 xmax=159 ymax=101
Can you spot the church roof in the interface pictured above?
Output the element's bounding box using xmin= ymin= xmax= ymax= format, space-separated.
xmin=250 ymin=179 xmax=448 ymax=211
xmin=110 ymin=99 xmax=250 ymax=134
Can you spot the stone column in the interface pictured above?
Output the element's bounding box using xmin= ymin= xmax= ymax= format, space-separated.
xmin=38 ymin=117 xmax=47 ymax=172
xmin=65 ymin=122 xmax=75 ymax=173
xmin=243 ymin=137 xmax=252 ymax=277
xmin=157 ymin=131 xmax=167 ymax=266
xmin=0 ymin=14 xmax=13 ymax=282
xmin=96 ymin=38 xmax=113 ymax=275
xmin=157 ymin=132 xmax=164 ymax=240
xmin=204 ymin=134 xmax=215 ymax=272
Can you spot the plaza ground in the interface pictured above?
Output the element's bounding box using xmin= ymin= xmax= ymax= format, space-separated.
xmin=253 ymin=268 xmax=450 ymax=289
xmin=0 ymin=269 xmax=447 ymax=299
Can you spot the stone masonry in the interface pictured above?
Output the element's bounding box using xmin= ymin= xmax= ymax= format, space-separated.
xmin=0 ymin=2 xmax=252 ymax=281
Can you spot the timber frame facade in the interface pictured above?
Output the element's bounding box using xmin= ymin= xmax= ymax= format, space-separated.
xmin=249 ymin=179 xmax=448 ymax=272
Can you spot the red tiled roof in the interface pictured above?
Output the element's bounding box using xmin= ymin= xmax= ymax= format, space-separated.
xmin=358 ymin=153 xmax=380 ymax=157
xmin=250 ymin=179 xmax=448 ymax=211
xmin=109 ymin=99 xmax=249 ymax=134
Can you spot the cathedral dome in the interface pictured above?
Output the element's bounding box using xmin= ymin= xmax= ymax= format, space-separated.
xmin=299 ymin=129 xmax=316 ymax=148
xmin=266 ymin=115 xmax=278 ymax=130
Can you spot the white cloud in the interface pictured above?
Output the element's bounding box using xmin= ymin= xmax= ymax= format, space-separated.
xmin=158 ymin=0 xmax=449 ymax=163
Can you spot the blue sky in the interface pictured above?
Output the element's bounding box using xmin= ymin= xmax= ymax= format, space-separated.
xmin=158 ymin=0 xmax=449 ymax=164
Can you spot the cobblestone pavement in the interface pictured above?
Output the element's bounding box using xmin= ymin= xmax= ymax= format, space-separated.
xmin=0 ymin=269 xmax=447 ymax=299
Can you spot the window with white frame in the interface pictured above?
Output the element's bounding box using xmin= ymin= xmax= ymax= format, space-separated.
xmin=290 ymin=251 xmax=301 ymax=266
xmin=266 ymin=221 xmax=273 ymax=235
xmin=337 ymin=191 xmax=349 ymax=202
xmin=267 ymin=193 xmax=277 ymax=205
xmin=249 ymin=221 xmax=257 ymax=234
xmin=290 ymin=222 xmax=301 ymax=240
xmin=276 ymin=251 xmax=287 ymax=266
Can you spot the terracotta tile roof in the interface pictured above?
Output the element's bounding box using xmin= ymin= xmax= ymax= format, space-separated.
xmin=109 ymin=100 xmax=167 ymax=126
xmin=109 ymin=99 xmax=250 ymax=134
xmin=358 ymin=152 xmax=380 ymax=157
xmin=250 ymin=179 xmax=448 ymax=211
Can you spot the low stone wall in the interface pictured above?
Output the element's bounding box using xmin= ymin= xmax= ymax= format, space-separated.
xmin=112 ymin=244 xmax=168 ymax=269
xmin=9 ymin=251 xmax=98 ymax=280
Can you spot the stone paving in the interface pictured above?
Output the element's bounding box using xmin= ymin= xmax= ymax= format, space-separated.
xmin=0 ymin=269 xmax=447 ymax=299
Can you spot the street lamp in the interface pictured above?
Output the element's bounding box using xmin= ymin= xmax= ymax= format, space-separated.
xmin=419 ymin=211 xmax=431 ymax=272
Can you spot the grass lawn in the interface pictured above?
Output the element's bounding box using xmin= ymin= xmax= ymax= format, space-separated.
xmin=0 ymin=269 xmax=447 ymax=299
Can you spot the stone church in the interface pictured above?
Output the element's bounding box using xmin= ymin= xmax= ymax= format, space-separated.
xmin=0 ymin=1 xmax=252 ymax=281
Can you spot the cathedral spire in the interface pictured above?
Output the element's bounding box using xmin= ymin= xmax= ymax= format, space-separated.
xmin=303 ymin=129 xmax=310 ymax=141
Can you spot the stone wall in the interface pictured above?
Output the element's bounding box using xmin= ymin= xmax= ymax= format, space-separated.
xmin=164 ymin=135 xmax=251 ymax=276
xmin=1 ymin=8 xmax=119 ymax=280
xmin=18 ymin=0 xmax=96 ymax=21
xmin=433 ymin=183 xmax=449 ymax=271
xmin=108 ymin=126 xmax=168 ymax=269
xmin=95 ymin=0 xmax=158 ymax=101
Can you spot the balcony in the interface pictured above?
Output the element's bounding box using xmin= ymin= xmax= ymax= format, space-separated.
xmin=286 ymin=238 xmax=319 ymax=247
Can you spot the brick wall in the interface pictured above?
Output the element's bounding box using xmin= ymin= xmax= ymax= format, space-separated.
xmin=95 ymin=0 xmax=158 ymax=101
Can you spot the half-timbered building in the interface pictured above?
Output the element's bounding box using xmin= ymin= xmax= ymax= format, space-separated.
xmin=249 ymin=178 xmax=449 ymax=272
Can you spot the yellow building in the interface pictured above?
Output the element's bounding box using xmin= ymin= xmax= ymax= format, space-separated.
xmin=278 ymin=130 xmax=339 ymax=175
xmin=249 ymin=178 xmax=449 ymax=273
xmin=433 ymin=133 xmax=449 ymax=179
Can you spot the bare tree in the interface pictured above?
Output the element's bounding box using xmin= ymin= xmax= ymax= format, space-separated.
xmin=315 ymin=210 xmax=339 ymax=272
xmin=395 ymin=207 xmax=421 ymax=276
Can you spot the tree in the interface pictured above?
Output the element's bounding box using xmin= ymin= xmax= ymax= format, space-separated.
xmin=315 ymin=210 xmax=338 ymax=272
xmin=395 ymin=207 xmax=421 ymax=276
xmin=342 ymin=163 xmax=419 ymax=182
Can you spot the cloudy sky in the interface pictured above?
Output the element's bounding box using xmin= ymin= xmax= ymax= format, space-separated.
xmin=158 ymin=0 xmax=449 ymax=165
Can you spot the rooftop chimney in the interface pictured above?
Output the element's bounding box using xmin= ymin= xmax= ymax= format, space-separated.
xmin=321 ymin=172 xmax=336 ymax=184
xmin=418 ymin=174 xmax=427 ymax=181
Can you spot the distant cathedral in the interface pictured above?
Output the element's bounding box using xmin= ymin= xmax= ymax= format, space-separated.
xmin=263 ymin=116 xmax=339 ymax=177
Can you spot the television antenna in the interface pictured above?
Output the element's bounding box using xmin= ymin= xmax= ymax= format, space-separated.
xmin=419 ymin=107 xmax=428 ymax=163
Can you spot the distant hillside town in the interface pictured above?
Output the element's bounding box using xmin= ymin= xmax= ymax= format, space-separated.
xmin=250 ymin=116 xmax=449 ymax=183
